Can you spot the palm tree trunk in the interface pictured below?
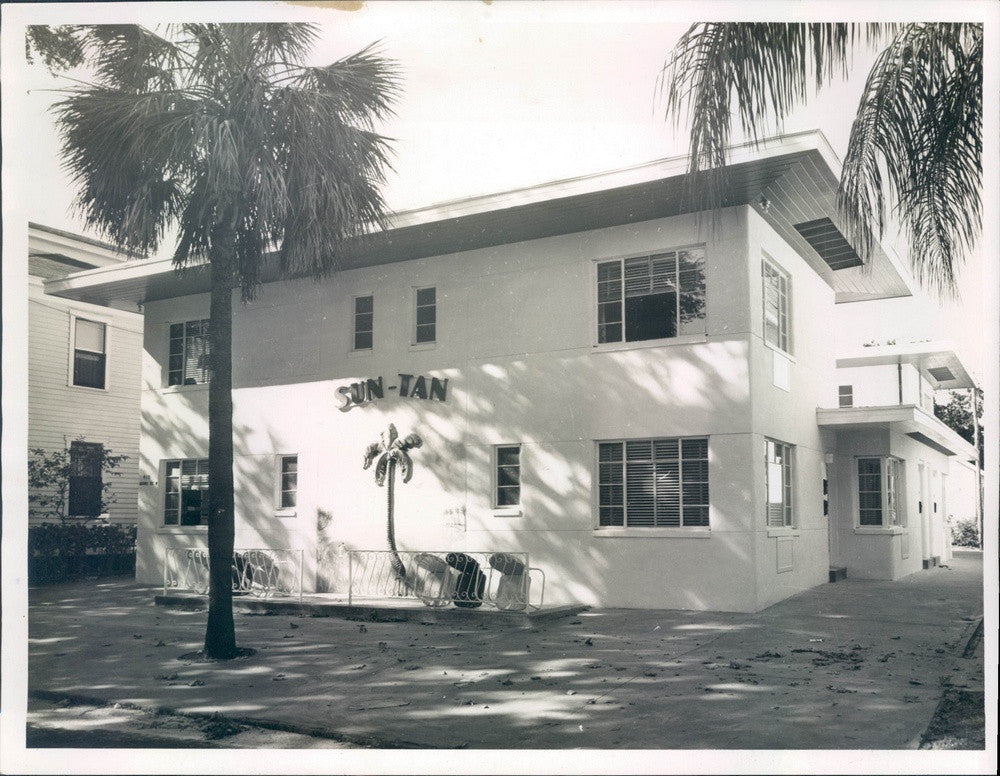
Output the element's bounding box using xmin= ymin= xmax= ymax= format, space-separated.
xmin=386 ymin=458 xmax=406 ymax=581
xmin=204 ymin=228 xmax=238 ymax=659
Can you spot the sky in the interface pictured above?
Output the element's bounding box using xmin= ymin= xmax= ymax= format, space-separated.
xmin=4 ymin=0 xmax=996 ymax=379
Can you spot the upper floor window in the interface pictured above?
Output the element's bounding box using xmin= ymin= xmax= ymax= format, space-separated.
xmin=164 ymin=458 xmax=209 ymax=526
xmin=762 ymin=259 xmax=791 ymax=353
xmin=597 ymin=247 xmax=706 ymax=344
xmin=168 ymin=319 xmax=210 ymax=386
xmin=353 ymin=295 xmax=374 ymax=350
xmin=415 ymin=287 xmax=436 ymax=344
xmin=73 ymin=318 xmax=107 ymax=389
xmin=494 ymin=445 xmax=521 ymax=507
xmin=765 ymin=439 xmax=794 ymax=528
xmin=598 ymin=437 xmax=709 ymax=528
xmin=857 ymin=456 xmax=902 ymax=527
xmin=278 ymin=455 xmax=298 ymax=509
xmin=838 ymin=385 xmax=854 ymax=408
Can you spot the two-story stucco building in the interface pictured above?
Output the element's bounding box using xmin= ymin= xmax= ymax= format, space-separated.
xmin=28 ymin=223 xmax=143 ymax=526
xmin=44 ymin=131 xmax=978 ymax=611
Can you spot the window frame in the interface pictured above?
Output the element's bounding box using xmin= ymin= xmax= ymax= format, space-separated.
xmin=855 ymin=456 xmax=904 ymax=529
xmin=762 ymin=257 xmax=792 ymax=355
xmin=493 ymin=444 xmax=522 ymax=513
xmin=69 ymin=313 xmax=109 ymax=390
xmin=68 ymin=440 xmax=104 ymax=517
xmin=838 ymin=385 xmax=854 ymax=408
xmin=275 ymin=454 xmax=298 ymax=516
xmin=352 ymin=294 xmax=374 ymax=352
xmin=594 ymin=244 xmax=707 ymax=348
xmin=413 ymin=286 xmax=437 ymax=346
xmin=595 ymin=436 xmax=710 ymax=532
xmin=765 ymin=438 xmax=795 ymax=529
xmin=162 ymin=458 xmax=210 ymax=527
xmin=166 ymin=318 xmax=211 ymax=387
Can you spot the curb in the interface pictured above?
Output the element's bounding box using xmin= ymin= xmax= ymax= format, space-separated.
xmin=155 ymin=593 xmax=589 ymax=627
xmin=28 ymin=689 xmax=433 ymax=750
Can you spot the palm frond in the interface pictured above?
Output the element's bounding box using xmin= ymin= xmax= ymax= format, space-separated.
xmin=838 ymin=23 xmax=981 ymax=295
xmin=661 ymin=23 xmax=885 ymax=210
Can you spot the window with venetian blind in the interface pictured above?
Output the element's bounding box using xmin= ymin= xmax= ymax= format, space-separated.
xmin=598 ymin=438 xmax=709 ymax=528
xmin=168 ymin=320 xmax=210 ymax=386
xmin=765 ymin=439 xmax=794 ymax=527
xmin=762 ymin=259 xmax=791 ymax=353
xmin=164 ymin=458 xmax=209 ymax=526
xmin=597 ymin=247 xmax=706 ymax=344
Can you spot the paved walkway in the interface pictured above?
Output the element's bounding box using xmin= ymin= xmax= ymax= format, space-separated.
xmin=27 ymin=555 xmax=984 ymax=749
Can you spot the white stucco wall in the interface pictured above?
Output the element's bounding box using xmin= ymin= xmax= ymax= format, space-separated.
xmin=136 ymin=206 xmax=844 ymax=611
xmin=827 ymin=425 xmax=953 ymax=580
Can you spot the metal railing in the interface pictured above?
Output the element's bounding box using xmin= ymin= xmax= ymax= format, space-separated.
xmin=347 ymin=550 xmax=545 ymax=611
xmin=164 ymin=548 xmax=303 ymax=601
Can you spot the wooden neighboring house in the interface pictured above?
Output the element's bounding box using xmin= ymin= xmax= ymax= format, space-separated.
xmin=28 ymin=222 xmax=142 ymax=526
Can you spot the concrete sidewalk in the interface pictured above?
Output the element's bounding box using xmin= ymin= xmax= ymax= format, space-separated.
xmin=27 ymin=555 xmax=984 ymax=749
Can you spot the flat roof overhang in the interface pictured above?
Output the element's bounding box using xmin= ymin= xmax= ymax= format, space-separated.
xmin=817 ymin=404 xmax=977 ymax=460
xmin=836 ymin=343 xmax=975 ymax=390
xmin=45 ymin=130 xmax=913 ymax=312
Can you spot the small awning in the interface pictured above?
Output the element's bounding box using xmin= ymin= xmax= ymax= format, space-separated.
xmin=836 ymin=343 xmax=974 ymax=390
xmin=817 ymin=404 xmax=977 ymax=460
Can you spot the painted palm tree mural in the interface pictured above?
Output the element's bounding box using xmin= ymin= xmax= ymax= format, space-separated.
xmin=363 ymin=424 xmax=423 ymax=584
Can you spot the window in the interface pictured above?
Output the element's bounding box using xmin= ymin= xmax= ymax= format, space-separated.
xmin=857 ymin=457 xmax=902 ymax=527
xmin=762 ymin=259 xmax=791 ymax=353
xmin=838 ymin=385 xmax=854 ymax=408
xmin=73 ymin=318 xmax=106 ymax=388
xmin=279 ymin=455 xmax=298 ymax=509
xmin=353 ymin=295 xmax=373 ymax=350
xmin=69 ymin=441 xmax=103 ymax=517
xmin=164 ymin=459 xmax=209 ymax=526
xmin=598 ymin=437 xmax=709 ymax=528
xmin=168 ymin=319 xmax=210 ymax=386
xmin=494 ymin=445 xmax=521 ymax=507
xmin=765 ymin=439 xmax=794 ymax=527
xmin=415 ymin=287 xmax=436 ymax=344
xmin=597 ymin=247 xmax=706 ymax=344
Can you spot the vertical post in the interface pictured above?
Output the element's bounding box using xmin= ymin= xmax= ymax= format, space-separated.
xmin=972 ymin=387 xmax=983 ymax=549
xmin=163 ymin=548 xmax=169 ymax=595
xmin=348 ymin=552 xmax=353 ymax=606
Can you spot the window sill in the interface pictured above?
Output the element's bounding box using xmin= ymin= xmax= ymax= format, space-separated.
xmin=157 ymin=525 xmax=208 ymax=534
xmin=69 ymin=382 xmax=109 ymax=393
xmin=492 ymin=507 xmax=522 ymax=517
xmin=160 ymin=383 xmax=208 ymax=395
xmin=590 ymin=334 xmax=708 ymax=355
xmin=853 ymin=526 xmax=906 ymax=535
xmin=593 ymin=527 xmax=711 ymax=539
xmin=347 ymin=348 xmax=373 ymax=358
xmin=767 ymin=528 xmax=800 ymax=538
xmin=409 ymin=341 xmax=437 ymax=352
xmin=764 ymin=343 xmax=796 ymax=363
xmin=274 ymin=508 xmax=297 ymax=518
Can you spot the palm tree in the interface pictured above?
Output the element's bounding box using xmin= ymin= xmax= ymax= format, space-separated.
xmin=37 ymin=23 xmax=399 ymax=658
xmin=661 ymin=23 xmax=982 ymax=296
xmin=362 ymin=424 xmax=423 ymax=584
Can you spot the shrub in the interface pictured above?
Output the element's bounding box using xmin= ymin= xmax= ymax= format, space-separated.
xmin=28 ymin=522 xmax=136 ymax=558
xmin=949 ymin=517 xmax=980 ymax=548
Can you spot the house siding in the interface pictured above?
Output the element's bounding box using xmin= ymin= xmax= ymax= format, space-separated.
xmin=28 ymin=278 xmax=142 ymax=526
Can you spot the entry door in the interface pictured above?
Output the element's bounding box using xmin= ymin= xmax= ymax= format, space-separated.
xmin=69 ymin=441 xmax=103 ymax=517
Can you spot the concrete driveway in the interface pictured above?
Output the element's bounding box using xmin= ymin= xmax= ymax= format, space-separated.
xmin=26 ymin=555 xmax=983 ymax=750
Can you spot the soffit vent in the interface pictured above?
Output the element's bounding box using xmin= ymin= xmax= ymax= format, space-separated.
xmin=928 ymin=366 xmax=955 ymax=382
xmin=793 ymin=218 xmax=864 ymax=270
